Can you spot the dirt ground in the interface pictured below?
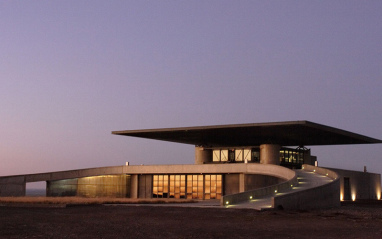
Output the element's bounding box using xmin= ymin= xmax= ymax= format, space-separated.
xmin=1 ymin=201 xmax=382 ymax=239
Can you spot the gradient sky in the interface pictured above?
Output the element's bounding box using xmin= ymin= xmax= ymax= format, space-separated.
xmin=1 ymin=1 xmax=382 ymax=183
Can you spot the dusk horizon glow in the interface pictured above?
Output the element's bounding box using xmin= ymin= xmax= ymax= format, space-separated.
xmin=1 ymin=1 xmax=381 ymax=187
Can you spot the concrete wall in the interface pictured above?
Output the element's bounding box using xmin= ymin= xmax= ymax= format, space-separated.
xmin=272 ymin=165 xmax=340 ymax=210
xmin=326 ymin=167 xmax=381 ymax=201
xmin=244 ymin=174 xmax=284 ymax=191
xmin=0 ymin=163 xmax=304 ymax=198
xmin=195 ymin=147 xmax=213 ymax=164
xmin=0 ymin=176 xmax=26 ymax=197
xmin=222 ymin=171 xmax=298 ymax=206
xmin=224 ymin=174 xmax=240 ymax=195
xmin=260 ymin=144 xmax=280 ymax=165
xmin=138 ymin=174 xmax=152 ymax=198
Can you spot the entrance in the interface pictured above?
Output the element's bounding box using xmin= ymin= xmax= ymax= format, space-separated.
xmin=343 ymin=177 xmax=351 ymax=200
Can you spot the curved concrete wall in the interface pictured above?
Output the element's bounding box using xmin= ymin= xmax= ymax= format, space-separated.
xmin=260 ymin=144 xmax=280 ymax=165
xmin=221 ymin=166 xmax=297 ymax=206
xmin=0 ymin=163 xmax=295 ymax=197
xmin=195 ymin=147 xmax=212 ymax=164
xmin=272 ymin=165 xmax=340 ymax=210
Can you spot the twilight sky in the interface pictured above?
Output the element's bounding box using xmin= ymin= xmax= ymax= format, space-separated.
xmin=1 ymin=1 xmax=382 ymax=180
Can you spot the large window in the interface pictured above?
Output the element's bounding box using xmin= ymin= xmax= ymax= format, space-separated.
xmin=153 ymin=175 xmax=169 ymax=198
xmin=48 ymin=175 xmax=131 ymax=198
xmin=213 ymin=148 xmax=257 ymax=163
xmin=169 ymin=175 xmax=186 ymax=199
xmin=204 ymin=175 xmax=222 ymax=199
xmin=187 ymin=175 xmax=204 ymax=199
xmin=153 ymin=174 xmax=222 ymax=200
xmin=279 ymin=149 xmax=304 ymax=167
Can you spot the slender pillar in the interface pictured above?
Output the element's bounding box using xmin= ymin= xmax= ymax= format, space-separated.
xmin=260 ymin=144 xmax=281 ymax=165
xmin=239 ymin=173 xmax=245 ymax=193
xmin=130 ymin=174 xmax=138 ymax=199
xmin=195 ymin=147 xmax=212 ymax=164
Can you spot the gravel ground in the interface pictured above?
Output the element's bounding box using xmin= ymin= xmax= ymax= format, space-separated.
xmin=1 ymin=201 xmax=382 ymax=239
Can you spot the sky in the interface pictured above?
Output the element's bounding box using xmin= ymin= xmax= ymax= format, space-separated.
xmin=1 ymin=1 xmax=382 ymax=183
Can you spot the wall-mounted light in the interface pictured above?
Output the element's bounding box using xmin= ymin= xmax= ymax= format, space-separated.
xmin=352 ymin=194 xmax=356 ymax=201
xmin=226 ymin=201 xmax=229 ymax=205
xmin=249 ymin=196 xmax=253 ymax=200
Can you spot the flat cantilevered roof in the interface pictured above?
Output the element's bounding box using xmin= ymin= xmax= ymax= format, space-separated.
xmin=112 ymin=121 xmax=382 ymax=147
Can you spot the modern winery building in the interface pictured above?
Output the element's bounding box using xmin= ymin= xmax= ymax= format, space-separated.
xmin=1 ymin=121 xmax=381 ymax=209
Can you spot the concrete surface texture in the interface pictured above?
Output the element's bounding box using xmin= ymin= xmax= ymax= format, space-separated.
xmin=226 ymin=167 xmax=337 ymax=210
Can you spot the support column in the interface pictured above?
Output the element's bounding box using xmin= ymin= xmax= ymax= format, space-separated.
xmin=239 ymin=173 xmax=245 ymax=193
xmin=130 ymin=174 xmax=138 ymax=199
xmin=260 ymin=144 xmax=281 ymax=165
xmin=195 ymin=147 xmax=212 ymax=164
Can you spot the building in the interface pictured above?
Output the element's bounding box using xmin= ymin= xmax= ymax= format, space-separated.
xmin=1 ymin=121 xmax=381 ymax=210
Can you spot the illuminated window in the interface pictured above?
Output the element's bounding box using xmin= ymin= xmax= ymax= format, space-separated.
xmin=77 ymin=175 xmax=130 ymax=198
xmin=213 ymin=150 xmax=221 ymax=162
xmin=153 ymin=175 xmax=169 ymax=198
xmin=221 ymin=150 xmax=228 ymax=161
xmin=186 ymin=175 xmax=204 ymax=199
xmin=235 ymin=149 xmax=243 ymax=161
xmin=154 ymin=174 xmax=222 ymax=200
xmin=243 ymin=149 xmax=251 ymax=162
xmin=169 ymin=175 xmax=186 ymax=199
xmin=204 ymin=175 xmax=222 ymax=199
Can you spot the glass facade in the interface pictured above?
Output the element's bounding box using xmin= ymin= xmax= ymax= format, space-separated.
xmin=153 ymin=174 xmax=222 ymax=200
xmin=77 ymin=175 xmax=130 ymax=198
xmin=212 ymin=147 xmax=306 ymax=167
xmin=169 ymin=175 xmax=186 ymax=199
xmin=279 ymin=149 xmax=304 ymax=168
xmin=204 ymin=174 xmax=222 ymax=199
xmin=152 ymin=175 xmax=168 ymax=198
xmin=47 ymin=175 xmax=131 ymax=198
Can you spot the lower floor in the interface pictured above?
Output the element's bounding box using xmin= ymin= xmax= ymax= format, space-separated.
xmin=47 ymin=173 xmax=285 ymax=200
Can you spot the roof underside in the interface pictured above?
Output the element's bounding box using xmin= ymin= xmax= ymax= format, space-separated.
xmin=112 ymin=121 xmax=382 ymax=147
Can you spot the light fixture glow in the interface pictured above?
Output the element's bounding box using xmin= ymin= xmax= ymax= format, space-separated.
xmin=249 ymin=196 xmax=253 ymax=199
xmin=274 ymin=190 xmax=277 ymax=193
xmin=352 ymin=194 xmax=356 ymax=201
xmin=226 ymin=201 xmax=229 ymax=205
xmin=340 ymin=194 xmax=344 ymax=201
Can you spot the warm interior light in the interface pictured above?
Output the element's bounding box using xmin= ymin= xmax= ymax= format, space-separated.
xmin=313 ymin=170 xmax=316 ymax=172
xmin=377 ymin=193 xmax=381 ymax=200
xmin=226 ymin=201 xmax=229 ymax=205
xmin=352 ymin=194 xmax=356 ymax=201
xmin=249 ymin=196 xmax=253 ymax=199
xmin=274 ymin=190 xmax=277 ymax=193
xmin=291 ymin=184 xmax=293 ymax=187
xmin=340 ymin=194 xmax=344 ymax=201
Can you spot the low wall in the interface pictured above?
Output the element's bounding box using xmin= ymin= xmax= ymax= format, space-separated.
xmin=326 ymin=167 xmax=381 ymax=201
xmin=272 ymin=165 xmax=340 ymax=210
xmin=0 ymin=176 xmax=26 ymax=196
xmin=221 ymin=166 xmax=297 ymax=206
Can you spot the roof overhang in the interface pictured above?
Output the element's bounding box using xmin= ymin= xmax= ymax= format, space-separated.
xmin=112 ymin=121 xmax=382 ymax=147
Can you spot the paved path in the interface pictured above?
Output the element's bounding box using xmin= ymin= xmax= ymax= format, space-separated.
xmin=226 ymin=169 xmax=334 ymax=210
